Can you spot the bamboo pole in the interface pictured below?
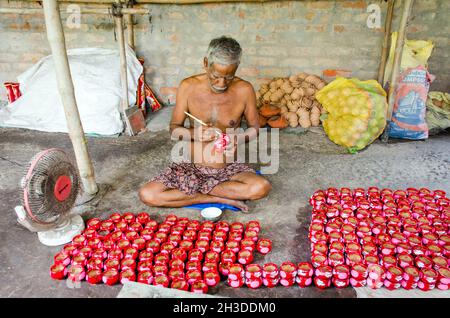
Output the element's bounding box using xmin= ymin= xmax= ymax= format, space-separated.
xmin=23 ymin=0 xmax=283 ymax=4
xmin=381 ymin=0 xmax=414 ymax=142
xmin=125 ymin=14 xmax=135 ymax=49
xmin=0 ymin=7 xmax=149 ymax=15
xmin=377 ymin=0 xmax=395 ymax=84
xmin=42 ymin=0 xmax=98 ymax=195
xmin=114 ymin=1 xmax=133 ymax=136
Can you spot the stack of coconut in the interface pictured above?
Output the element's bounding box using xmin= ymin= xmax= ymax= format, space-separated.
xmin=256 ymin=73 xmax=328 ymax=129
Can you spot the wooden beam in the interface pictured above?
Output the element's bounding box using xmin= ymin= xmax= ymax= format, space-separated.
xmin=42 ymin=0 xmax=98 ymax=195
xmin=377 ymin=0 xmax=395 ymax=85
xmin=381 ymin=0 xmax=414 ymax=142
xmin=0 ymin=7 xmax=149 ymax=14
xmin=15 ymin=0 xmax=291 ymax=4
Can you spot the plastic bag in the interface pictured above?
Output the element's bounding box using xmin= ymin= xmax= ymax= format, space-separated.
xmin=388 ymin=66 xmax=434 ymax=140
xmin=384 ymin=32 xmax=434 ymax=86
xmin=426 ymin=91 xmax=450 ymax=134
xmin=316 ymin=77 xmax=388 ymax=153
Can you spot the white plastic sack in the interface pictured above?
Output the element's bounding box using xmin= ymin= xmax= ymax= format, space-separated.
xmin=0 ymin=46 xmax=143 ymax=135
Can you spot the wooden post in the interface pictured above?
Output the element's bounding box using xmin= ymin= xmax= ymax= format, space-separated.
xmin=42 ymin=0 xmax=98 ymax=195
xmin=381 ymin=0 xmax=414 ymax=142
xmin=125 ymin=14 xmax=135 ymax=49
xmin=378 ymin=0 xmax=395 ymax=84
xmin=113 ymin=1 xmax=133 ymax=136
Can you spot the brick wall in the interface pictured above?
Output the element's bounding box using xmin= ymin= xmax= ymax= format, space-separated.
xmin=0 ymin=0 xmax=449 ymax=105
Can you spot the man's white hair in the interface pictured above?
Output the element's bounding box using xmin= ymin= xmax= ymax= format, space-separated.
xmin=206 ymin=36 xmax=242 ymax=67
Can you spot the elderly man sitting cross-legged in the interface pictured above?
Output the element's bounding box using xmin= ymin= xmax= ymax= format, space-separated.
xmin=139 ymin=36 xmax=271 ymax=212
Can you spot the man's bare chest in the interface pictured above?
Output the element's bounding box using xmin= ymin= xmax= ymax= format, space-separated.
xmin=188 ymin=91 xmax=245 ymax=130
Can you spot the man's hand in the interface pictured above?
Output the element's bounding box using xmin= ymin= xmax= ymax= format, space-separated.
xmin=194 ymin=124 xmax=221 ymax=142
xmin=223 ymin=134 xmax=238 ymax=157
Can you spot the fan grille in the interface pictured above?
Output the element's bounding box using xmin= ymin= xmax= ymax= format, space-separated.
xmin=21 ymin=149 xmax=80 ymax=225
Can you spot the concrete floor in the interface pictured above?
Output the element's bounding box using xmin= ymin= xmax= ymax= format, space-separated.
xmin=0 ymin=121 xmax=449 ymax=298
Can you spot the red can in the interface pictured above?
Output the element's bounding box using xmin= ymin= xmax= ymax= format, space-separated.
xmin=153 ymin=264 xmax=169 ymax=277
xmin=210 ymin=241 xmax=224 ymax=254
xmin=50 ymin=263 xmax=68 ymax=280
xmin=203 ymin=251 xmax=219 ymax=264
xmin=246 ymin=220 xmax=261 ymax=233
xmin=220 ymin=249 xmax=236 ymax=263
xmin=185 ymin=260 xmax=201 ymax=272
xmin=331 ymin=265 xmax=350 ymax=280
xmin=297 ymin=262 xmax=314 ymax=278
xmin=86 ymin=269 xmax=103 ymax=285
xmin=54 ymin=252 xmax=71 ymax=267
xmin=86 ymin=218 xmax=101 ymax=231
xmin=228 ymin=264 xmax=244 ymax=281
xmin=191 ymin=280 xmax=208 ymax=294
xmin=245 ymin=264 xmax=262 ymax=279
xmin=129 ymin=222 xmax=143 ymax=233
xmin=186 ymin=270 xmax=203 ymax=285
xmin=186 ymin=220 xmax=201 ymax=231
xmin=200 ymin=221 xmax=215 ymax=233
xmin=168 ymin=268 xmax=185 ymax=281
xmin=179 ymin=240 xmax=194 ymax=251
xmin=256 ymin=239 xmax=272 ymax=255
xmin=72 ymin=234 xmax=87 ymax=247
xmin=329 ymin=252 xmax=345 ymax=267
xmin=218 ymin=262 xmax=232 ymax=277
xmin=137 ymin=260 xmax=152 ymax=273
xmin=361 ymin=243 xmax=377 ymax=256
xmin=415 ymin=255 xmax=432 ymax=269
xmin=138 ymin=250 xmax=153 ymax=262
xmin=381 ymin=243 xmax=396 ymax=256
xmin=165 ymin=214 xmax=178 ymax=226
xmin=314 ymin=276 xmax=331 ymax=289
xmin=204 ymin=271 xmax=220 ymax=287
xmin=345 ymin=242 xmax=361 ymax=254
xmin=397 ymin=253 xmax=414 ymax=269
xmin=311 ymin=254 xmax=328 ymax=268
xmin=155 ymin=232 xmax=168 ymax=244
xmin=349 ymin=277 xmax=367 ymax=287
xmin=120 ymin=268 xmax=136 ymax=284
xmin=351 ymin=264 xmax=368 ymax=280
xmin=117 ymin=239 xmax=131 ymax=251
xmin=262 ymin=277 xmax=279 ymax=288
xmin=279 ymin=277 xmax=296 ymax=287
xmin=420 ymin=268 xmax=438 ymax=284
xmin=144 ymin=220 xmax=158 ymax=231
xmin=364 ymin=254 xmax=379 ymax=266
xmin=346 ymin=252 xmax=363 ymax=267
xmin=72 ymin=254 xmax=87 ymax=267
xmin=124 ymin=247 xmax=138 ymax=260
xmin=403 ymin=266 xmax=420 ymax=283
xmin=87 ymin=258 xmax=103 ymax=271
xmin=197 ymin=231 xmax=212 ymax=241
xmin=332 ymin=278 xmax=349 ymax=289
xmin=153 ymin=274 xmax=170 ymax=288
xmin=368 ymin=264 xmax=386 ymax=281
xmin=68 ymin=264 xmax=86 ymax=282
xmin=225 ymin=240 xmax=240 ymax=253
xmin=102 ymin=268 xmax=119 ymax=285
xmin=432 ymin=256 xmax=448 ymax=270
xmin=215 ymin=221 xmax=230 ymax=233
xmin=121 ymin=213 xmax=135 ymax=224
xmin=315 ymin=265 xmax=332 ymax=279
xmin=131 ymin=238 xmax=146 ymax=251
xmin=202 ymin=261 xmax=218 ymax=274
xmin=296 ymin=276 xmax=313 ymax=288
xmin=104 ymin=258 xmax=120 ymax=271
xmin=312 ymin=242 xmax=329 ymax=255
xmin=278 ymin=262 xmax=297 ymax=279
xmin=245 ymin=277 xmax=263 ymax=289
xmin=137 ymin=270 xmax=153 ymax=285
xmin=417 ymin=280 xmax=435 ymax=291
xmin=154 ymin=253 xmax=170 ymax=266
xmin=160 ymin=242 xmax=175 ymax=255
xmin=213 ymin=230 xmax=228 ymax=242
xmin=262 ymin=263 xmax=279 ymax=279
xmin=386 ymin=266 xmax=403 ymax=283
xmin=237 ymin=250 xmax=254 ymax=265
xmin=121 ymin=258 xmax=136 ymax=271
xmin=100 ymin=220 xmax=115 ymax=233
xmin=380 ymin=255 xmax=397 ymax=269
xmin=437 ymin=268 xmax=450 ymax=285
xmin=145 ymin=240 xmax=160 ymax=254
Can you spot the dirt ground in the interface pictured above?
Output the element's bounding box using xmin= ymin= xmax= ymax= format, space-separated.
xmin=0 ymin=125 xmax=448 ymax=298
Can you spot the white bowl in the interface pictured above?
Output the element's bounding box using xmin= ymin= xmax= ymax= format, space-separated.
xmin=201 ymin=207 xmax=223 ymax=222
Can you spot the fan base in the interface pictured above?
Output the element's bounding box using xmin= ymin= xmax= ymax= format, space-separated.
xmin=37 ymin=214 xmax=85 ymax=246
